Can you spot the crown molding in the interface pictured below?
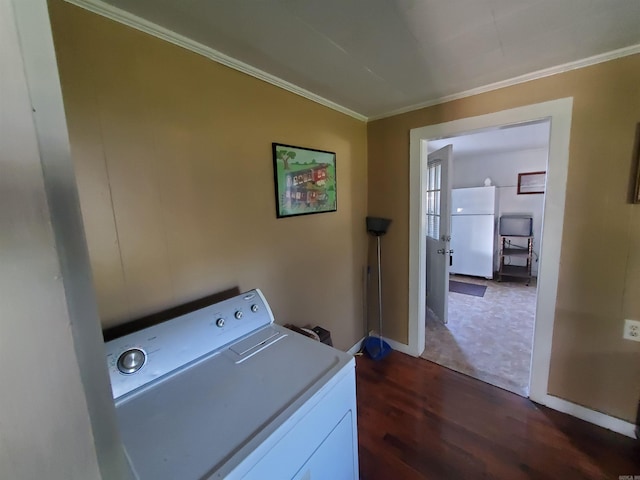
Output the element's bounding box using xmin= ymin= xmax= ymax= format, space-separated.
xmin=63 ymin=0 xmax=640 ymax=124
xmin=368 ymin=43 xmax=640 ymax=121
xmin=63 ymin=0 xmax=368 ymax=122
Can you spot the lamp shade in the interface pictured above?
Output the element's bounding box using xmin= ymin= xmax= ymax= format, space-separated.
xmin=366 ymin=216 xmax=391 ymax=236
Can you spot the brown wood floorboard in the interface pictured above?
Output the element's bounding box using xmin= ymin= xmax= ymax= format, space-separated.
xmin=356 ymin=351 xmax=639 ymax=480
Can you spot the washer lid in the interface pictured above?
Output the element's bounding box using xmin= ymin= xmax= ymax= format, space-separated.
xmin=115 ymin=326 xmax=353 ymax=480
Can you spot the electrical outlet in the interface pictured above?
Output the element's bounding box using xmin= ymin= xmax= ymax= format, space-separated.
xmin=623 ymin=319 xmax=640 ymax=342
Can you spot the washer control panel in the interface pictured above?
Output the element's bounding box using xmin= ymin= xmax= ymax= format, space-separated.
xmin=105 ymin=289 xmax=274 ymax=400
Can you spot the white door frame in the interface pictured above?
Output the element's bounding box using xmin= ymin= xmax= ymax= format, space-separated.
xmin=408 ymin=98 xmax=573 ymax=403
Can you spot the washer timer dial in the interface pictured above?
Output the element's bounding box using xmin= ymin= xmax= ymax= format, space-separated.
xmin=117 ymin=348 xmax=146 ymax=374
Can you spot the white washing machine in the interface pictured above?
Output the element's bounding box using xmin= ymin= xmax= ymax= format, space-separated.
xmin=105 ymin=289 xmax=358 ymax=479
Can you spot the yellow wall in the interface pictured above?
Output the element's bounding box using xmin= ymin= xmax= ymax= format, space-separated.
xmin=368 ymin=54 xmax=640 ymax=422
xmin=49 ymin=0 xmax=640 ymax=422
xmin=48 ymin=0 xmax=368 ymax=351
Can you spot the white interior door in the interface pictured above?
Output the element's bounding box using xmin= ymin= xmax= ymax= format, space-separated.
xmin=426 ymin=145 xmax=453 ymax=324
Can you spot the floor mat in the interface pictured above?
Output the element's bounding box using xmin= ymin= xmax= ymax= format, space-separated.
xmin=449 ymin=279 xmax=487 ymax=297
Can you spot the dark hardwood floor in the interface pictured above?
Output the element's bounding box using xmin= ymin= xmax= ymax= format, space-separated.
xmin=356 ymin=351 xmax=639 ymax=479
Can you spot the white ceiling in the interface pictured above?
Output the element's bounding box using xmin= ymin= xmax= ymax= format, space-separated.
xmin=428 ymin=120 xmax=551 ymax=159
xmin=77 ymin=0 xmax=640 ymax=119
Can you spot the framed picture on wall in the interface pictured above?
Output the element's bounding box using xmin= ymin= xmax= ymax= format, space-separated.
xmin=272 ymin=143 xmax=337 ymax=218
xmin=517 ymin=171 xmax=546 ymax=195
xmin=633 ymin=122 xmax=640 ymax=204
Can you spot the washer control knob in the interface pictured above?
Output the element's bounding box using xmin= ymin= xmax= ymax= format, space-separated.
xmin=251 ymin=304 xmax=259 ymax=313
xmin=117 ymin=349 xmax=145 ymax=375
xmin=235 ymin=310 xmax=243 ymax=320
xmin=216 ymin=318 xmax=225 ymax=328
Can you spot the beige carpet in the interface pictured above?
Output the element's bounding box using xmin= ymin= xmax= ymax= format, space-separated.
xmin=421 ymin=275 xmax=536 ymax=397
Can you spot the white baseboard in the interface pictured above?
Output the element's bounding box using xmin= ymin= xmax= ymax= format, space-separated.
xmin=347 ymin=335 xmax=415 ymax=357
xmin=381 ymin=336 xmax=415 ymax=356
xmin=347 ymin=337 xmax=365 ymax=355
xmin=539 ymin=394 xmax=637 ymax=439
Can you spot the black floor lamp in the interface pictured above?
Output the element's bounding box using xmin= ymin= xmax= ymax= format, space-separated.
xmin=364 ymin=216 xmax=392 ymax=360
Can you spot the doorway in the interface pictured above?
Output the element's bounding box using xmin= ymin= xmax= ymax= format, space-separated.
xmin=422 ymin=121 xmax=550 ymax=396
xmin=408 ymin=98 xmax=573 ymax=404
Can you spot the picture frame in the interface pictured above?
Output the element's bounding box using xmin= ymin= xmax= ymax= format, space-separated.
xmin=517 ymin=171 xmax=546 ymax=195
xmin=272 ymin=143 xmax=337 ymax=218
xmin=633 ymin=123 xmax=640 ymax=204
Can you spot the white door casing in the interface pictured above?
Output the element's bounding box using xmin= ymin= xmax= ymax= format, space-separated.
xmin=408 ymin=98 xmax=573 ymax=405
xmin=425 ymin=146 xmax=453 ymax=325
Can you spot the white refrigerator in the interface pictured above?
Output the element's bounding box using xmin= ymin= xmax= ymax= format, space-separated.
xmin=450 ymin=186 xmax=498 ymax=279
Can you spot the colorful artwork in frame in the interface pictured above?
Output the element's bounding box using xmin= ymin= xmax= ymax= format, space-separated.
xmin=272 ymin=143 xmax=337 ymax=218
xmin=633 ymin=122 xmax=640 ymax=204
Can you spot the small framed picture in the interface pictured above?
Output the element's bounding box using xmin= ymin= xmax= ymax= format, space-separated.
xmin=272 ymin=143 xmax=337 ymax=218
xmin=517 ymin=171 xmax=546 ymax=195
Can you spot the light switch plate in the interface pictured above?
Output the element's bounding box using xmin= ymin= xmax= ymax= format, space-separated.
xmin=623 ymin=319 xmax=640 ymax=342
